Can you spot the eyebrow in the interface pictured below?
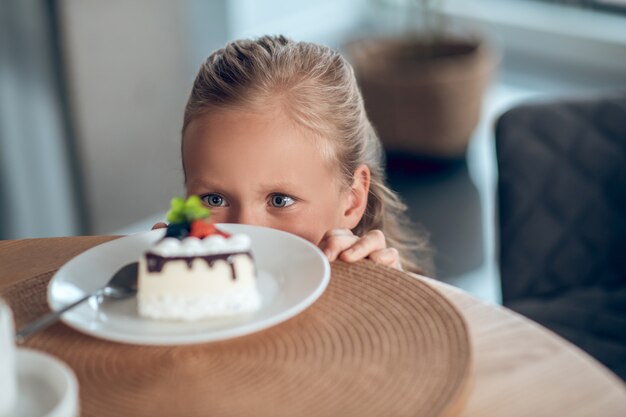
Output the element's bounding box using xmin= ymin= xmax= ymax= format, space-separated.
xmin=257 ymin=180 xmax=299 ymax=192
xmin=186 ymin=178 xmax=301 ymax=195
xmin=185 ymin=178 xmax=226 ymax=193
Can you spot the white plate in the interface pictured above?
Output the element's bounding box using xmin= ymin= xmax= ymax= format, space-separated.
xmin=14 ymin=348 xmax=79 ymax=417
xmin=48 ymin=224 xmax=330 ymax=345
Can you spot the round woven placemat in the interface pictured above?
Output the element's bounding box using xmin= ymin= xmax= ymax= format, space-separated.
xmin=2 ymin=261 xmax=472 ymax=417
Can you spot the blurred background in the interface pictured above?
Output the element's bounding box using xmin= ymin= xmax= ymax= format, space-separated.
xmin=2 ymin=0 xmax=625 ymax=304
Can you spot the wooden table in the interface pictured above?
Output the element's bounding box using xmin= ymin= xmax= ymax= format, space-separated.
xmin=1 ymin=236 xmax=625 ymax=416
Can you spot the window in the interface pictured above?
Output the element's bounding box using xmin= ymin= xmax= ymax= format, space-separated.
xmin=535 ymin=0 xmax=626 ymax=14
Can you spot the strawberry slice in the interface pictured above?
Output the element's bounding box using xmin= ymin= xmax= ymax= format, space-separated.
xmin=189 ymin=220 xmax=231 ymax=239
xmin=189 ymin=220 xmax=214 ymax=238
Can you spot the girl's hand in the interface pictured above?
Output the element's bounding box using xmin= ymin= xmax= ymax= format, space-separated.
xmin=319 ymin=228 xmax=401 ymax=270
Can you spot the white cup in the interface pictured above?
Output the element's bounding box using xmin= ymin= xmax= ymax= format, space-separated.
xmin=0 ymin=298 xmax=17 ymax=416
xmin=0 ymin=298 xmax=79 ymax=417
xmin=16 ymin=348 xmax=80 ymax=417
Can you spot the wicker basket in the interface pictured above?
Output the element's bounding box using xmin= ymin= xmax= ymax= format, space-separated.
xmin=345 ymin=35 xmax=495 ymax=159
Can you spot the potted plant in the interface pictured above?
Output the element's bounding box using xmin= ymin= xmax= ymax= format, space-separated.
xmin=345 ymin=0 xmax=496 ymax=167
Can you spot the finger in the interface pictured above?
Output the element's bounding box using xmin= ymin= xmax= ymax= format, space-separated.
xmin=339 ymin=229 xmax=386 ymax=262
xmin=318 ymin=229 xmax=355 ymax=251
xmin=321 ymin=235 xmax=359 ymax=262
xmin=319 ymin=228 xmax=354 ymax=243
xmin=368 ymin=247 xmax=401 ymax=269
xmin=152 ymin=222 xmax=168 ymax=230
xmin=319 ymin=230 xmax=359 ymax=262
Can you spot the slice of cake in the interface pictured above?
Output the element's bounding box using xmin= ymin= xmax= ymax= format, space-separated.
xmin=137 ymin=196 xmax=261 ymax=320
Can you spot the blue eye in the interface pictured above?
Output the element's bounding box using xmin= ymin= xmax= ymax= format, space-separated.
xmin=201 ymin=193 xmax=228 ymax=207
xmin=270 ymin=194 xmax=294 ymax=208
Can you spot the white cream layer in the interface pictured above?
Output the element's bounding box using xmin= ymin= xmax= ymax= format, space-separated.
xmin=150 ymin=235 xmax=251 ymax=257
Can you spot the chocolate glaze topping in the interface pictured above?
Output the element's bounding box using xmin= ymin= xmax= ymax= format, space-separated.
xmin=145 ymin=251 xmax=254 ymax=280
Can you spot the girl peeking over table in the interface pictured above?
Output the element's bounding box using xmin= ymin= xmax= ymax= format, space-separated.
xmin=154 ymin=35 xmax=432 ymax=274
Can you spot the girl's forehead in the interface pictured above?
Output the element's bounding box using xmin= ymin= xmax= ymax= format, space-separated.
xmin=182 ymin=109 xmax=344 ymax=184
xmin=184 ymin=108 xmax=339 ymax=164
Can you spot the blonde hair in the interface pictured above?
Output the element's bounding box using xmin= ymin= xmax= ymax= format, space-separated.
xmin=182 ymin=35 xmax=432 ymax=274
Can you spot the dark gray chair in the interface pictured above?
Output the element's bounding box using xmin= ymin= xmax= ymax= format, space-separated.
xmin=495 ymin=92 xmax=626 ymax=381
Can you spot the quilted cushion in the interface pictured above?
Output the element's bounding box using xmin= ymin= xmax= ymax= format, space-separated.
xmin=496 ymin=94 xmax=626 ymax=301
xmin=495 ymin=92 xmax=626 ymax=380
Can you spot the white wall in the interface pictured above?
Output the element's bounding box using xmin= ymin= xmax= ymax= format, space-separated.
xmin=225 ymin=0 xmax=366 ymax=48
xmin=59 ymin=0 xmax=196 ymax=235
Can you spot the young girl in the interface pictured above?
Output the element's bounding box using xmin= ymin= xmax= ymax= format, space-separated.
xmin=157 ymin=35 xmax=431 ymax=273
